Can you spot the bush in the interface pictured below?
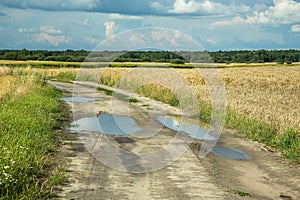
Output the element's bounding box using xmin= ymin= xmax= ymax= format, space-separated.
xmin=170 ymin=59 xmax=185 ymax=64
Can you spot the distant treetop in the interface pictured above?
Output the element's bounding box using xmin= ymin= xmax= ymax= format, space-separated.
xmin=0 ymin=49 xmax=299 ymax=64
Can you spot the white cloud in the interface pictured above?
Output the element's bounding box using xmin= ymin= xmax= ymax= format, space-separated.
xmin=150 ymin=29 xmax=198 ymax=50
xmin=248 ymin=0 xmax=300 ymax=25
xmin=40 ymin=25 xmax=62 ymax=35
xmin=18 ymin=27 xmax=35 ymax=33
xmin=210 ymin=16 xmax=255 ymax=29
xmin=109 ymin=14 xmax=142 ymax=20
xmin=104 ymin=21 xmax=118 ymax=38
xmin=150 ymin=2 xmax=165 ymax=11
xmin=291 ymin=24 xmax=300 ymax=32
xmin=74 ymin=17 xmax=91 ymax=27
xmin=35 ymin=33 xmax=71 ymax=46
xmin=169 ymin=0 xmax=249 ymax=15
xmin=18 ymin=28 xmax=27 ymax=33
xmin=85 ymin=36 xmax=101 ymax=45
xmin=129 ymin=33 xmax=146 ymax=46
xmin=60 ymin=0 xmax=101 ymax=10
xmin=206 ymin=38 xmax=217 ymax=45
xmin=210 ymin=0 xmax=300 ymax=29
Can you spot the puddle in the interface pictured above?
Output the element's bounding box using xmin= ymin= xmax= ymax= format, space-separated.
xmin=157 ymin=116 xmax=216 ymax=140
xmin=62 ymin=97 xmax=103 ymax=103
xmin=157 ymin=116 xmax=181 ymax=131
xmin=212 ymin=148 xmax=251 ymax=160
xmin=71 ymin=114 xmax=141 ymax=135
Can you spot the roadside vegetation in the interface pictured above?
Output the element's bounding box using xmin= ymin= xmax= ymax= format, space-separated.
xmin=96 ymin=67 xmax=300 ymax=163
xmin=0 ymin=61 xmax=299 ymax=166
xmin=0 ymin=72 xmax=67 ymax=199
xmin=1 ymin=52 xmax=298 ymax=199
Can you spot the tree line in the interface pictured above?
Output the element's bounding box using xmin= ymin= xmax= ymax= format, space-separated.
xmin=0 ymin=49 xmax=299 ymax=64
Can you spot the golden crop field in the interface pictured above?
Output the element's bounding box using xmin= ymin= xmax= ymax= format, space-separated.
xmin=95 ymin=66 xmax=300 ymax=133
xmin=179 ymin=66 xmax=300 ymax=132
xmin=1 ymin=64 xmax=299 ymax=133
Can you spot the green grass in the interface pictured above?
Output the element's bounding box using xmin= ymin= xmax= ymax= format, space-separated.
xmin=194 ymin=102 xmax=300 ymax=163
xmin=49 ymin=71 xmax=76 ymax=82
xmin=136 ymin=84 xmax=179 ymax=107
xmin=229 ymin=189 xmax=251 ymax=197
xmin=97 ymin=87 xmax=139 ymax=103
xmin=0 ymin=80 xmax=67 ymax=199
xmin=99 ymin=75 xmax=300 ymax=163
xmin=225 ymin=111 xmax=300 ymax=163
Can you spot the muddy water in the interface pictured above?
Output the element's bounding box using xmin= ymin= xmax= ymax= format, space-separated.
xmin=157 ymin=115 xmax=216 ymax=140
xmin=212 ymin=148 xmax=250 ymax=160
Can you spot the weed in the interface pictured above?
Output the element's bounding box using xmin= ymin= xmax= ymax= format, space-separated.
xmin=229 ymin=189 xmax=251 ymax=197
xmin=97 ymin=87 xmax=139 ymax=103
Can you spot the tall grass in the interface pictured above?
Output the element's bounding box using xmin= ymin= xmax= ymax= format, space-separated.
xmin=0 ymin=76 xmax=66 ymax=199
xmin=96 ymin=67 xmax=300 ymax=163
xmin=136 ymin=84 xmax=179 ymax=107
xmin=225 ymin=111 xmax=300 ymax=163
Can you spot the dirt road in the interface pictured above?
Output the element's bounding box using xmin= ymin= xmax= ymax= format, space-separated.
xmin=51 ymin=81 xmax=300 ymax=200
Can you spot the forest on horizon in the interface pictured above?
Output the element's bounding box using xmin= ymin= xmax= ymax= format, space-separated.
xmin=0 ymin=49 xmax=299 ymax=64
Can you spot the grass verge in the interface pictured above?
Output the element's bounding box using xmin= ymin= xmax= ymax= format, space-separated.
xmin=0 ymin=78 xmax=67 ymax=199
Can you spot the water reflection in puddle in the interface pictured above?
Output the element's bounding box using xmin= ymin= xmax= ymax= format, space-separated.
xmin=71 ymin=114 xmax=141 ymax=135
xmin=62 ymin=97 xmax=103 ymax=103
xmin=157 ymin=116 xmax=216 ymax=140
xmin=212 ymin=148 xmax=250 ymax=160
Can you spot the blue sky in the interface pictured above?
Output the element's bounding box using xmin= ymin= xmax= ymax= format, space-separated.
xmin=0 ymin=0 xmax=300 ymax=51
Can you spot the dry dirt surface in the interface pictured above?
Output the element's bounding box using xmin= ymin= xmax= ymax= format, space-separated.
xmin=51 ymin=81 xmax=300 ymax=200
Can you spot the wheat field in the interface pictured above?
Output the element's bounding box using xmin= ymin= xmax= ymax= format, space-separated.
xmin=1 ymin=64 xmax=299 ymax=132
xmin=95 ymin=66 xmax=300 ymax=132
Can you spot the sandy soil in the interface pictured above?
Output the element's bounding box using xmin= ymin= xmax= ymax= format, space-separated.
xmin=50 ymin=81 xmax=300 ymax=200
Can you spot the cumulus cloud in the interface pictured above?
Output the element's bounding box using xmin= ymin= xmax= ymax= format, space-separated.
xmin=35 ymin=33 xmax=71 ymax=46
xmin=212 ymin=0 xmax=300 ymax=28
xmin=169 ymin=0 xmax=249 ymax=15
xmin=104 ymin=21 xmax=118 ymax=38
xmin=100 ymin=28 xmax=201 ymax=51
xmin=210 ymin=16 xmax=255 ymax=29
xmin=40 ymin=25 xmax=62 ymax=35
xmin=129 ymin=33 xmax=146 ymax=46
xmin=291 ymin=24 xmax=300 ymax=32
xmin=249 ymin=0 xmax=300 ymax=25
xmin=109 ymin=14 xmax=142 ymax=20
xmin=150 ymin=29 xmax=199 ymax=50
